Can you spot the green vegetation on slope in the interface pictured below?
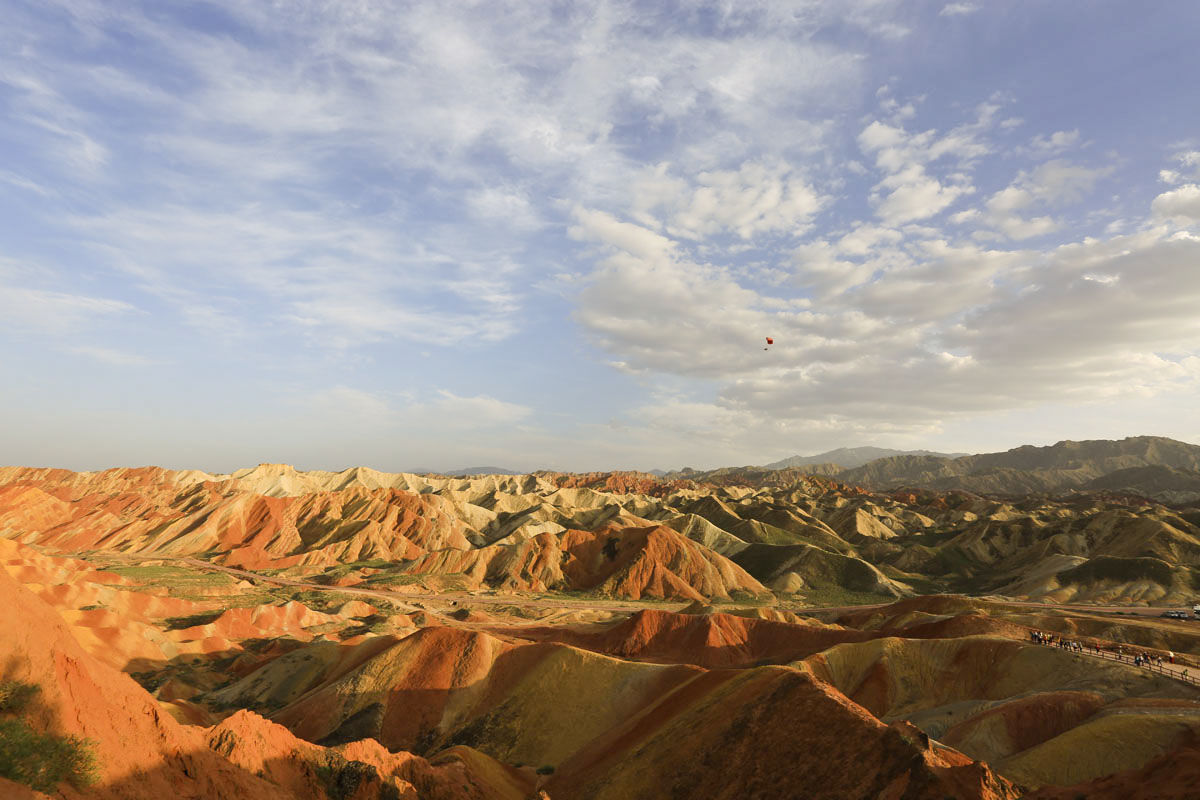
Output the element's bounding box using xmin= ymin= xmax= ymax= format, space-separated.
xmin=0 ymin=682 xmax=98 ymax=793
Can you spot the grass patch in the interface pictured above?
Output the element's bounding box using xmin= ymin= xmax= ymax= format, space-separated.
xmin=320 ymin=559 xmax=396 ymax=579
xmin=794 ymin=587 xmax=899 ymax=608
xmin=161 ymin=610 xmax=225 ymax=631
xmin=1059 ymin=556 xmax=1177 ymax=587
xmin=315 ymin=756 xmax=390 ymax=800
xmin=0 ymin=682 xmax=39 ymax=714
xmin=0 ymin=689 xmax=98 ymax=793
xmin=262 ymin=587 xmax=398 ymax=615
xmin=361 ymin=571 xmax=428 ymax=587
xmin=101 ymin=564 xmax=235 ymax=599
xmin=719 ymin=589 xmax=775 ymax=606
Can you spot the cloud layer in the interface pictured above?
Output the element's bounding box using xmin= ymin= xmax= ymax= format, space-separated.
xmin=2 ymin=1 xmax=1198 ymax=469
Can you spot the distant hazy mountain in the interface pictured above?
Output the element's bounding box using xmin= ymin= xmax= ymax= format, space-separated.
xmin=408 ymin=466 xmax=523 ymax=476
xmin=445 ymin=466 xmax=522 ymax=476
xmin=764 ymin=447 xmax=969 ymax=470
xmin=1081 ymin=465 xmax=1200 ymax=504
xmin=834 ymin=436 xmax=1200 ymax=497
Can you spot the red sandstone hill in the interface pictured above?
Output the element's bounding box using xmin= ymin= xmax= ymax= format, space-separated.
xmin=505 ymin=607 xmax=872 ymax=668
xmin=400 ymin=524 xmax=769 ymax=600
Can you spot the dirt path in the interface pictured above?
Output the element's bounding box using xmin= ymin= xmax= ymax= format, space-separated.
xmin=1028 ymin=639 xmax=1200 ymax=687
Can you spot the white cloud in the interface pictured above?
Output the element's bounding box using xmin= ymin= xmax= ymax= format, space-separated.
xmin=983 ymin=186 xmax=1058 ymax=239
xmin=0 ymin=170 xmax=54 ymax=197
xmin=304 ymin=386 xmax=530 ymax=431
xmin=572 ymin=146 xmax=1200 ymax=434
xmin=67 ymin=346 xmax=157 ymax=366
xmin=873 ymin=165 xmax=973 ymax=224
xmin=1152 ymin=184 xmax=1200 ymax=222
xmin=4 ymin=0 xmax=893 ymax=362
xmin=856 ymin=106 xmax=999 ymax=225
xmin=569 ymin=208 xmax=676 ymax=260
xmin=466 ymin=187 xmax=543 ymax=231
xmin=939 ymin=3 xmax=980 ymax=16
xmin=73 ymin=203 xmax=521 ymax=348
xmin=633 ymin=161 xmax=825 ymax=240
xmin=1026 ymin=160 xmax=1113 ymax=204
xmin=969 ymin=161 xmax=1110 ymax=240
xmin=430 ymin=390 xmax=532 ymax=427
xmin=1029 ymin=129 xmax=1081 ymax=155
xmin=0 ymin=284 xmax=133 ymax=334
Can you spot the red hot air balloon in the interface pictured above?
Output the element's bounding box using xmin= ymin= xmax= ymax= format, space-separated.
xmin=766 ymin=337 xmax=774 ymax=345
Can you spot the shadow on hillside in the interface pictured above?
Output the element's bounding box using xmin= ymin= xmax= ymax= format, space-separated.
xmin=120 ymin=637 xmax=314 ymax=710
xmin=13 ymin=740 xmax=526 ymax=800
xmin=486 ymin=609 xmax=876 ymax=669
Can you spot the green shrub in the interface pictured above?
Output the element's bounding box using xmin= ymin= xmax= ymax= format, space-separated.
xmin=161 ymin=610 xmax=224 ymax=631
xmin=0 ymin=682 xmax=39 ymax=713
xmin=0 ymin=717 xmax=98 ymax=791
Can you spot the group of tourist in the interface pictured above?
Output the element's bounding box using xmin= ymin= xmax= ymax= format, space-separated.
xmin=1028 ymin=629 xmax=1177 ymax=667
xmin=1029 ymin=630 xmax=1086 ymax=652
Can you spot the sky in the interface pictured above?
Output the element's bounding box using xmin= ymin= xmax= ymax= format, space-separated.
xmin=2 ymin=0 xmax=1200 ymax=473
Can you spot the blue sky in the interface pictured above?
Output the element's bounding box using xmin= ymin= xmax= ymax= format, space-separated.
xmin=2 ymin=0 xmax=1199 ymax=473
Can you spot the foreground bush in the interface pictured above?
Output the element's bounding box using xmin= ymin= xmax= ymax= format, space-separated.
xmin=0 ymin=681 xmax=39 ymax=713
xmin=0 ymin=716 xmax=98 ymax=791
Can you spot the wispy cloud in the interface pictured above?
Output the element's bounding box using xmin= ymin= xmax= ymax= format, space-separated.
xmin=939 ymin=3 xmax=980 ymax=17
xmin=67 ymin=345 xmax=158 ymax=366
xmin=0 ymin=283 xmax=133 ymax=334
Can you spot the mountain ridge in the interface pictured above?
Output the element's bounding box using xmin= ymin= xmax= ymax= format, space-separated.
xmin=763 ymin=446 xmax=972 ymax=470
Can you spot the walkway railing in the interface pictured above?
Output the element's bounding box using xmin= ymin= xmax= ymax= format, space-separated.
xmin=1031 ymin=637 xmax=1200 ymax=688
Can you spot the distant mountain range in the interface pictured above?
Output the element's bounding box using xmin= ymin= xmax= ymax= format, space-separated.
xmin=830 ymin=435 xmax=1200 ymax=499
xmin=411 ymin=466 xmax=524 ymax=477
xmin=719 ymin=436 xmax=1198 ymax=503
xmin=409 ymin=437 xmax=1200 ymax=502
xmin=762 ymin=447 xmax=970 ymax=470
xmin=653 ymin=436 xmax=1200 ymax=503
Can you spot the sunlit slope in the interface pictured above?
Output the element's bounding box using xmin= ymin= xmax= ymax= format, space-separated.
xmin=807 ymin=634 xmax=1200 ymax=787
